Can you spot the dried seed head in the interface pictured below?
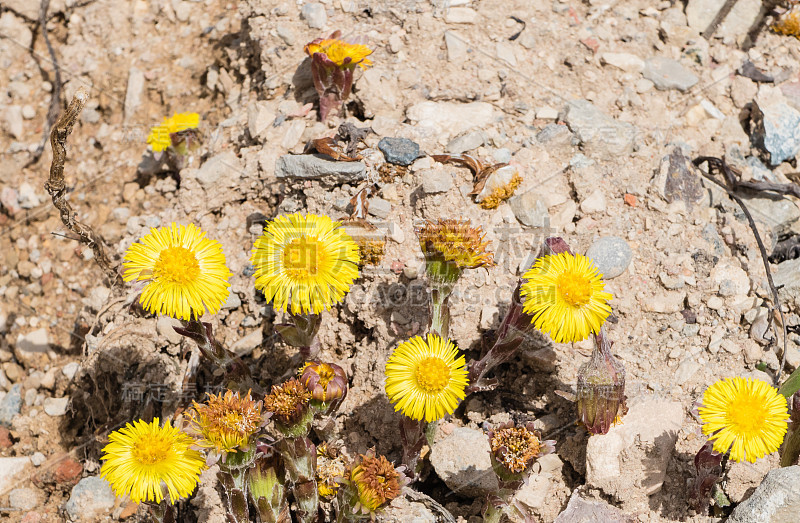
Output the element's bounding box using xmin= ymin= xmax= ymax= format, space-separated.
xmin=263 ymin=378 xmax=312 ymax=427
xmin=316 ymin=443 xmax=346 ymax=499
xmin=187 ymin=389 xmax=262 ymax=453
xmin=349 ymin=450 xmax=403 ymax=512
xmin=417 ymin=219 xmax=494 ymax=273
xmin=488 ymin=422 xmax=555 ymax=485
xmin=479 ymin=172 xmax=522 ymax=209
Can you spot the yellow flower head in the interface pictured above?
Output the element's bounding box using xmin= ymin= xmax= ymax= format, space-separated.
xmin=349 ymin=451 xmax=402 ymax=512
xmin=385 ymin=334 xmax=469 ymax=422
xmin=250 ymin=213 xmax=360 ymax=315
xmin=100 ymin=418 xmax=206 ymax=504
xmin=699 ymin=377 xmax=788 ymax=463
xmin=146 ymin=112 xmax=200 ymax=152
xmin=520 ymin=252 xmax=612 ymax=343
xmin=304 ymin=38 xmax=373 ymax=70
xmin=123 ymin=223 xmax=232 ymax=321
xmin=187 ymin=390 xmax=262 ymax=453
xmin=418 ymin=219 xmax=494 ymax=270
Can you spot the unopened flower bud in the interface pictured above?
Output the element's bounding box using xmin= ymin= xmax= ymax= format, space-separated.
xmin=300 ymin=361 xmax=348 ymax=406
xmin=576 ymin=328 xmax=626 ymax=435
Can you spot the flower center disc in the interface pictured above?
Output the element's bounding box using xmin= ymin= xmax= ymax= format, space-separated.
xmin=727 ymin=396 xmax=768 ymax=434
xmin=132 ymin=434 xmax=171 ymax=466
xmin=154 ymin=246 xmax=200 ymax=284
xmin=557 ymin=271 xmax=592 ymax=306
xmin=416 ymin=357 xmax=451 ymax=394
xmin=283 ymin=236 xmax=321 ymax=278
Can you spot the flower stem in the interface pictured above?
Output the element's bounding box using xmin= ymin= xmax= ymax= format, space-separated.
xmin=400 ymin=416 xmax=427 ymax=480
xmin=277 ymin=437 xmax=318 ymax=523
xmin=218 ymin=448 xmax=257 ymax=523
xmin=428 ymin=284 xmax=452 ymax=340
xmin=276 ymin=312 xmax=322 ymax=360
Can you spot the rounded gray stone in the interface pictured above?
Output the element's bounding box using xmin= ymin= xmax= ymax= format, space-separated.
xmin=65 ymin=476 xmax=116 ymax=521
xmin=585 ymin=236 xmax=633 ymax=279
xmin=378 ymin=137 xmax=420 ymax=166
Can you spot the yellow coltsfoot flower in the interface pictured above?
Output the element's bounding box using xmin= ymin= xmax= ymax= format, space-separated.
xmin=385 ymin=334 xmax=469 ymax=423
xmin=520 ymin=252 xmax=612 ymax=343
xmin=304 ymin=36 xmax=373 ymax=70
xmin=146 ymin=112 xmax=200 ymax=152
xmin=699 ymin=377 xmax=788 ymax=463
xmin=250 ymin=213 xmax=360 ymax=315
xmin=123 ymin=223 xmax=232 ymax=321
xmin=100 ymin=418 xmax=206 ymax=504
xmin=187 ymin=390 xmax=262 ymax=453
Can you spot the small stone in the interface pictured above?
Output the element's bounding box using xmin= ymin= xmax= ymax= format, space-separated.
xmin=195 ymin=150 xmax=242 ymax=188
xmin=495 ymin=42 xmax=517 ymax=66
xmin=17 ymin=182 xmax=41 ymax=209
xmin=444 ymin=7 xmax=477 ymax=24
xmin=43 ymin=397 xmax=69 ymax=417
xmin=580 ymin=189 xmax=606 ymax=214
xmin=554 ymin=489 xmax=633 ymax=522
xmin=655 ymin=147 xmax=705 ymax=209
xmin=406 ymin=101 xmax=496 ymax=136
xmin=387 ymin=222 xmax=405 ymax=244
xmin=31 ymin=452 xmax=46 ymax=467
xmin=480 ymin=306 xmax=499 ymax=330
xmin=230 ymin=329 xmax=263 ymax=357
xmin=536 ymin=107 xmax=560 ymax=120
xmin=711 ymin=263 xmax=750 ymax=297
xmin=5 ymin=105 xmax=23 ymax=139
xmin=493 ymin=148 xmax=512 ymax=164
xmin=749 ymin=100 xmax=800 ymax=166
xmin=420 ymin=170 xmax=453 ymax=194
xmin=155 ymin=315 xmax=182 ymax=345
xmin=247 ymin=101 xmax=275 ymax=139
xmin=445 ymin=130 xmax=487 ymax=154
xmin=635 ymin=78 xmax=654 ymax=93
xmin=728 ymin=465 xmax=800 ymax=523
xmin=123 ymin=67 xmax=145 ymax=121
xmin=281 ymin=120 xmax=306 ymax=150
xmin=0 ymin=384 xmax=22 ymax=427
xmin=600 ymin=52 xmax=645 ymax=73
xmin=509 ymin=190 xmax=549 ymax=228
xmin=430 ymin=427 xmax=498 ymax=497
xmin=444 ymin=31 xmax=468 ymax=62
xmin=300 ymin=2 xmax=327 ymax=29
xmin=388 ymin=33 xmax=403 ymax=53
xmin=644 ymin=291 xmax=686 ymax=314
xmin=559 ymin=100 xmax=636 ymax=160
xmin=376 ymin=495 xmax=436 ymax=522
xmin=377 ymin=137 xmax=420 ymax=166
xmin=9 ymin=487 xmax=39 ymax=511
xmin=0 ymin=457 xmax=30 ymax=493
xmin=65 ymin=476 xmax=117 ymax=522
xmin=222 ymin=292 xmax=242 ymax=310
xmin=585 ymin=397 xmax=683 ymax=509
xmin=62 ymin=362 xmax=80 ymax=380
xmin=15 ymin=328 xmax=50 ymax=366
xmin=368 ymin=197 xmax=392 ymax=219
xmin=276 ymin=155 xmax=366 ymax=184
xmin=643 ymin=56 xmax=699 ymax=92
xmin=275 ymin=22 xmax=295 ymax=45
xmin=675 ymin=358 xmax=700 ymax=385
xmin=536 ymin=123 xmax=572 ymax=145
xmin=707 ymin=295 xmax=724 ymax=310
xmin=585 ymin=236 xmax=632 ymax=279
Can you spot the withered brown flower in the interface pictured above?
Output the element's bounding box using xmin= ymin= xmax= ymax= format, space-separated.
xmin=349 ymin=450 xmax=403 ymax=512
xmin=263 ymin=378 xmax=312 ymax=428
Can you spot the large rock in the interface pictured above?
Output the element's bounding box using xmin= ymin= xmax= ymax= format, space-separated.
xmin=406 ymin=101 xmax=496 ymax=136
xmin=430 ymin=427 xmax=498 ymax=497
xmin=728 ymin=466 xmax=800 ymax=523
xmin=559 ymin=100 xmax=636 ymax=160
xmin=585 ymin=397 xmax=683 ymax=511
xmin=64 ymin=476 xmax=117 ymax=522
xmin=749 ymin=100 xmax=800 ymax=166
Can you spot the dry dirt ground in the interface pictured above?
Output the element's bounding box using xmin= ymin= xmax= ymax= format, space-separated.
xmin=2 ymin=0 xmax=800 ymax=522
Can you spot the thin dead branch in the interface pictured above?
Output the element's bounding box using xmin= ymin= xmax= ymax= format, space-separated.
xmin=45 ymin=86 xmax=121 ymax=286
xmin=693 ymin=156 xmax=788 ymax=385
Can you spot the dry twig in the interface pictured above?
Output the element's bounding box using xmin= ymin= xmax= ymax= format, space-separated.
xmin=45 ymin=86 xmax=121 ymax=286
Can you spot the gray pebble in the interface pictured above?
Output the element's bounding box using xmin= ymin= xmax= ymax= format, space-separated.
xmin=585 ymin=236 xmax=633 ymax=279
xmin=643 ymin=56 xmax=698 ymax=92
xmin=0 ymin=384 xmax=22 ymax=427
xmin=65 ymin=476 xmax=116 ymax=521
xmin=377 ymin=137 xmax=421 ymax=166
